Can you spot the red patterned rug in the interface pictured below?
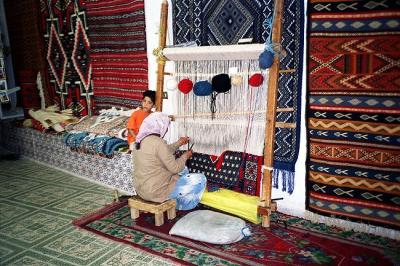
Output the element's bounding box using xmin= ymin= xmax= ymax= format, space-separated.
xmin=306 ymin=1 xmax=400 ymax=229
xmin=84 ymin=0 xmax=148 ymax=110
xmin=73 ymin=200 xmax=399 ymax=265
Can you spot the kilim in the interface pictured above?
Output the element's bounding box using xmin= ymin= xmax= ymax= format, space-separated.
xmin=40 ymin=0 xmax=94 ymax=116
xmin=187 ymin=151 xmax=263 ymax=196
xmin=84 ymin=0 xmax=148 ymax=111
xmin=172 ymin=0 xmax=304 ymax=192
xmin=73 ymin=199 xmax=399 ymax=266
xmin=306 ymin=0 xmax=400 ymax=229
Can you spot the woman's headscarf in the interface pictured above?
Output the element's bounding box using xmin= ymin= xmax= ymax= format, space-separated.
xmin=135 ymin=112 xmax=170 ymax=146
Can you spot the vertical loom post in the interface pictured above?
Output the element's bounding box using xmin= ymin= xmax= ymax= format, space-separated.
xmin=154 ymin=0 xmax=168 ymax=111
xmin=259 ymin=0 xmax=285 ymax=228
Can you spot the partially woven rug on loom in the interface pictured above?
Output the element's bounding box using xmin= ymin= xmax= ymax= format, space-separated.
xmin=73 ymin=199 xmax=399 ymax=266
xmin=172 ymin=0 xmax=304 ymax=192
xmin=84 ymin=0 xmax=148 ymax=110
xmin=187 ymin=151 xmax=263 ymax=196
xmin=306 ymin=1 xmax=400 ymax=229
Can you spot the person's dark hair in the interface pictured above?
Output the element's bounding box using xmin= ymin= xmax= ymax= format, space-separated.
xmin=135 ymin=133 xmax=160 ymax=150
xmin=143 ymin=90 xmax=156 ymax=103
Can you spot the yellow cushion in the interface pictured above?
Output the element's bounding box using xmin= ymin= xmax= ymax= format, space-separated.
xmin=200 ymin=189 xmax=261 ymax=224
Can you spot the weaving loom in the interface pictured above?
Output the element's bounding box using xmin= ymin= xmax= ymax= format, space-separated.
xmin=166 ymin=46 xmax=267 ymax=156
xmin=155 ymin=0 xmax=284 ymax=227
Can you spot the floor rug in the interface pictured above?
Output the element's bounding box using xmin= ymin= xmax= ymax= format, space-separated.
xmin=73 ymin=199 xmax=399 ymax=266
xmin=306 ymin=1 xmax=400 ymax=229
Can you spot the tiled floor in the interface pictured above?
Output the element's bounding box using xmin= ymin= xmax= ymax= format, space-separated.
xmin=0 ymin=156 xmax=176 ymax=266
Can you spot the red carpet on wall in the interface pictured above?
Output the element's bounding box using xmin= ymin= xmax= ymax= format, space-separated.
xmin=73 ymin=200 xmax=399 ymax=266
xmin=4 ymin=0 xmax=49 ymax=107
xmin=16 ymin=70 xmax=41 ymax=114
xmin=306 ymin=1 xmax=400 ymax=229
xmin=40 ymin=0 xmax=94 ymax=116
xmin=84 ymin=0 xmax=148 ymax=111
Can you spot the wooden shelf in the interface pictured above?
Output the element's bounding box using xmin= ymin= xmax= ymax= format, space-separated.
xmin=163 ymin=43 xmax=264 ymax=61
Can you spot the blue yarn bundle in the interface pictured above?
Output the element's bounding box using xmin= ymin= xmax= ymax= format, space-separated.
xmin=259 ymin=49 xmax=274 ymax=69
xmin=259 ymin=15 xmax=276 ymax=70
xmin=193 ymin=80 xmax=212 ymax=96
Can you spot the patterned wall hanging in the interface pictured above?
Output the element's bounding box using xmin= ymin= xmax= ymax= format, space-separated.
xmin=171 ymin=0 xmax=304 ymax=193
xmin=40 ymin=0 xmax=94 ymax=116
xmin=47 ymin=23 xmax=68 ymax=93
xmin=84 ymin=0 xmax=148 ymax=111
xmin=306 ymin=0 xmax=400 ymax=229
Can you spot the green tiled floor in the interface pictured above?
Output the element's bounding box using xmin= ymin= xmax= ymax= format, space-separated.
xmin=0 ymin=157 xmax=176 ymax=266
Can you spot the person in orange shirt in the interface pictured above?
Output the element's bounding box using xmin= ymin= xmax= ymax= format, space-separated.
xmin=126 ymin=90 xmax=156 ymax=150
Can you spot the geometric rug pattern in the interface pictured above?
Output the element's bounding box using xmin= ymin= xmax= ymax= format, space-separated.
xmin=39 ymin=0 xmax=149 ymax=114
xmin=0 ymin=156 xmax=174 ymax=266
xmin=74 ymin=199 xmax=400 ymax=265
xmin=40 ymin=0 xmax=94 ymax=116
xmin=172 ymin=0 xmax=304 ymax=184
xmin=187 ymin=151 xmax=263 ymax=196
xmin=306 ymin=0 xmax=400 ymax=229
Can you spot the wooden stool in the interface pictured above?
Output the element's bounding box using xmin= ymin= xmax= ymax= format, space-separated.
xmin=128 ymin=196 xmax=176 ymax=226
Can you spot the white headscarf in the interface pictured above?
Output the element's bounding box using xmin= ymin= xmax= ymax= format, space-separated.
xmin=135 ymin=112 xmax=170 ymax=144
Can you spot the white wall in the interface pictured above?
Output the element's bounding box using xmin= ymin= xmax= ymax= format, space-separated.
xmin=144 ymin=0 xmax=176 ymax=115
xmin=144 ymin=0 xmax=399 ymax=239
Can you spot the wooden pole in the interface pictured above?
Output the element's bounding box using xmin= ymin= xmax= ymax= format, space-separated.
xmin=154 ymin=0 xmax=168 ymax=111
xmin=259 ymin=0 xmax=285 ymax=228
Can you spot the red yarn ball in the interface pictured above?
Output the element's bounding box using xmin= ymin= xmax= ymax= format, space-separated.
xmin=178 ymin=78 xmax=193 ymax=94
xmin=248 ymin=73 xmax=264 ymax=87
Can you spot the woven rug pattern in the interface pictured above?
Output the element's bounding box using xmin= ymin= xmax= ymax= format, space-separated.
xmin=85 ymin=0 xmax=148 ymax=111
xmin=306 ymin=1 xmax=400 ymax=229
xmin=73 ymin=199 xmax=399 ymax=266
xmin=40 ymin=0 xmax=94 ymax=116
xmin=187 ymin=151 xmax=263 ymax=196
xmin=172 ymin=0 xmax=304 ymax=190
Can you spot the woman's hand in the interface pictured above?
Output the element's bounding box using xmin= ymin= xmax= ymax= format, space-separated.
xmin=184 ymin=150 xmax=193 ymax=159
xmin=178 ymin=136 xmax=190 ymax=146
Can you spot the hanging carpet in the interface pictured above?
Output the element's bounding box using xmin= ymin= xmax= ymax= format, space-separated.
xmin=40 ymin=0 xmax=94 ymax=116
xmin=73 ymin=199 xmax=399 ymax=266
xmin=4 ymin=0 xmax=49 ymax=109
xmin=84 ymin=0 xmax=148 ymax=111
xmin=171 ymin=0 xmax=304 ymax=192
xmin=306 ymin=1 xmax=400 ymax=229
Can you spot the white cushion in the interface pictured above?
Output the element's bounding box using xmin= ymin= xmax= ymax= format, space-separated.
xmin=169 ymin=210 xmax=251 ymax=244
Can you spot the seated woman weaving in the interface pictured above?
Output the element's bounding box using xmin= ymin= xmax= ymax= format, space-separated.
xmin=133 ymin=112 xmax=206 ymax=210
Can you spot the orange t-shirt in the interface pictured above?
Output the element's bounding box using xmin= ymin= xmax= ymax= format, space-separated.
xmin=126 ymin=109 xmax=151 ymax=144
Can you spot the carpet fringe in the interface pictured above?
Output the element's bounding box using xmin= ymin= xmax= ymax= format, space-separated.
xmin=305 ymin=211 xmax=400 ymax=241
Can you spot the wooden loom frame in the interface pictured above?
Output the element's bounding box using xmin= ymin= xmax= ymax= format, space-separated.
xmin=154 ymin=0 xmax=285 ymax=228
